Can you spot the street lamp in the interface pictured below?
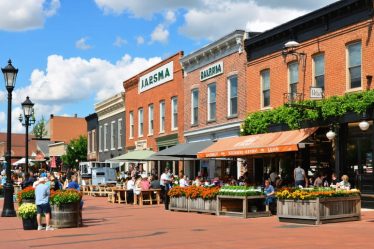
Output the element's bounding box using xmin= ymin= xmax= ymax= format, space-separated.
xmin=1 ymin=59 xmax=18 ymax=217
xmin=19 ymin=96 xmax=35 ymax=173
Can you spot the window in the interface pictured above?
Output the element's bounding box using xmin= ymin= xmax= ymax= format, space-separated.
xmin=92 ymin=130 xmax=96 ymax=152
xmin=261 ymin=70 xmax=270 ymax=108
xmin=87 ymin=131 xmax=91 ymax=153
xmin=111 ymin=121 xmax=115 ymax=150
xmin=99 ymin=125 xmax=102 ymax=152
xmin=228 ymin=75 xmax=238 ymax=116
xmin=160 ymin=101 xmax=165 ymax=132
xmin=171 ymin=97 xmax=178 ymax=130
xmin=148 ymin=104 xmax=154 ymax=135
xmin=207 ymin=83 xmax=216 ymax=121
xmin=129 ymin=112 xmax=134 ymax=139
xmin=104 ymin=123 xmax=108 ymax=151
xmin=313 ymin=54 xmax=325 ymax=88
xmin=347 ymin=42 xmax=362 ymax=89
xmin=191 ymin=89 xmax=199 ymax=125
xmin=288 ymin=62 xmax=299 ymax=98
xmin=118 ymin=119 xmax=122 ymax=149
xmin=138 ymin=108 xmax=144 ymax=137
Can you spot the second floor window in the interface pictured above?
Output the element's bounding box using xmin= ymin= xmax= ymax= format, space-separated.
xmin=104 ymin=123 xmax=108 ymax=151
xmin=118 ymin=119 xmax=122 ymax=149
xmin=313 ymin=54 xmax=325 ymax=88
xmin=160 ymin=101 xmax=165 ymax=132
xmin=92 ymin=130 xmax=96 ymax=152
xmin=138 ymin=108 xmax=144 ymax=137
xmin=111 ymin=121 xmax=115 ymax=150
xmin=228 ymin=75 xmax=238 ymax=116
xmin=87 ymin=131 xmax=91 ymax=153
xmin=347 ymin=42 xmax=361 ymax=89
xmin=261 ymin=70 xmax=270 ymax=108
xmin=191 ymin=89 xmax=199 ymax=125
xmin=288 ymin=62 xmax=299 ymax=98
xmin=99 ymin=126 xmax=102 ymax=152
xmin=148 ymin=104 xmax=154 ymax=135
xmin=129 ymin=112 xmax=134 ymax=138
xmin=171 ymin=97 xmax=178 ymax=130
xmin=208 ymin=83 xmax=216 ymax=121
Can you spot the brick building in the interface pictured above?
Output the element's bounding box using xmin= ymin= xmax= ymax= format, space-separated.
xmin=180 ymin=30 xmax=257 ymax=179
xmin=124 ymin=52 xmax=184 ymax=152
xmin=46 ymin=115 xmax=87 ymax=144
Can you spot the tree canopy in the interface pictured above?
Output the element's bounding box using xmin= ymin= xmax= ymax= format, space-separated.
xmin=61 ymin=135 xmax=87 ymax=169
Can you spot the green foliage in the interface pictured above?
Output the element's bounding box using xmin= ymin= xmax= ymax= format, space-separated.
xmin=218 ymin=186 xmax=264 ymax=196
xmin=61 ymin=135 xmax=87 ymax=169
xmin=50 ymin=189 xmax=82 ymax=206
xmin=32 ymin=116 xmax=48 ymax=139
xmin=242 ymin=90 xmax=374 ymax=135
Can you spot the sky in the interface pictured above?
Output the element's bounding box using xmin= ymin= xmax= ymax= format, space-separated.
xmin=0 ymin=0 xmax=338 ymax=133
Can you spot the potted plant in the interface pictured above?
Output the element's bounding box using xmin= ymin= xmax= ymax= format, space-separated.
xmin=17 ymin=186 xmax=35 ymax=205
xmin=50 ymin=189 xmax=82 ymax=228
xmin=18 ymin=203 xmax=38 ymax=230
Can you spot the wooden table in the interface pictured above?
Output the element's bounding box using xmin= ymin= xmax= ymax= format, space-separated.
xmin=136 ymin=189 xmax=161 ymax=206
xmin=217 ymin=195 xmax=271 ymax=218
xmin=112 ymin=188 xmax=129 ymax=204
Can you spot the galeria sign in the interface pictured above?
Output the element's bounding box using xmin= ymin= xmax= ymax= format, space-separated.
xmin=200 ymin=61 xmax=223 ymax=81
xmin=139 ymin=61 xmax=174 ymax=93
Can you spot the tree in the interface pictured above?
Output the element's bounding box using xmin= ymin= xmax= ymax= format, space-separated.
xmin=61 ymin=135 xmax=87 ymax=169
xmin=32 ymin=116 xmax=48 ymax=139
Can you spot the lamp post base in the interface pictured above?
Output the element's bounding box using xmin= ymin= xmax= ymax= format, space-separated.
xmin=1 ymin=182 xmax=16 ymax=217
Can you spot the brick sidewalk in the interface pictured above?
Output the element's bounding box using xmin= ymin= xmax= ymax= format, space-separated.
xmin=1 ymin=196 xmax=373 ymax=249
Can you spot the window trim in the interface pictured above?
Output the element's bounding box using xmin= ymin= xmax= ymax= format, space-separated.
xmin=227 ymin=75 xmax=238 ymax=117
xmin=138 ymin=108 xmax=144 ymax=137
xmin=191 ymin=89 xmax=199 ymax=126
xmin=129 ymin=111 xmax=134 ymax=139
xmin=288 ymin=61 xmax=299 ymax=96
xmin=148 ymin=104 xmax=154 ymax=136
xmin=104 ymin=123 xmax=108 ymax=151
xmin=260 ymin=69 xmax=270 ymax=109
xmin=117 ymin=118 xmax=122 ymax=149
xmin=110 ymin=121 xmax=115 ymax=150
xmin=92 ymin=130 xmax=96 ymax=153
xmin=99 ymin=125 xmax=103 ymax=152
xmin=207 ymin=83 xmax=217 ymax=122
xmin=159 ymin=100 xmax=165 ymax=133
xmin=346 ymin=41 xmax=362 ymax=90
xmin=87 ymin=131 xmax=91 ymax=153
xmin=171 ymin=96 xmax=178 ymax=131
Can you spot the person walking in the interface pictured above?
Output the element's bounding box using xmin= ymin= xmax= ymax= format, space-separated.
xmin=35 ymin=177 xmax=54 ymax=231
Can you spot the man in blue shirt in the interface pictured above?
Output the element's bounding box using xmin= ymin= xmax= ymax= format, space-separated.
xmin=35 ymin=177 xmax=54 ymax=231
xmin=67 ymin=175 xmax=80 ymax=190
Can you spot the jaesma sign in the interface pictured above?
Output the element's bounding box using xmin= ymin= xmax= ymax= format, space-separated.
xmin=138 ymin=61 xmax=174 ymax=93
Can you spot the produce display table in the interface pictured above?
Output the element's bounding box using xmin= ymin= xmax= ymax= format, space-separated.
xmin=277 ymin=196 xmax=361 ymax=225
xmin=216 ymin=195 xmax=271 ymax=218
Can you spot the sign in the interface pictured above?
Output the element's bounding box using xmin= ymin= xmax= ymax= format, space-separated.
xmin=310 ymin=87 xmax=324 ymax=99
xmin=200 ymin=61 xmax=223 ymax=81
xmin=135 ymin=140 xmax=147 ymax=150
xmin=139 ymin=61 xmax=173 ymax=93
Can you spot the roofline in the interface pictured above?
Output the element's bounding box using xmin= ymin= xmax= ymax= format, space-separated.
xmin=247 ymin=0 xmax=364 ymax=45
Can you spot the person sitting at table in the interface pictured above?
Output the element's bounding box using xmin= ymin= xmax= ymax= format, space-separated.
xmin=337 ymin=175 xmax=351 ymax=190
xmin=150 ymin=175 xmax=160 ymax=189
xmin=133 ymin=176 xmax=142 ymax=204
xmin=264 ymin=179 xmax=275 ymax=206
xmin=140 ymin=175 xmax=150 ymax=191
xmin=179 ymin=175 xmax=189 ymax=187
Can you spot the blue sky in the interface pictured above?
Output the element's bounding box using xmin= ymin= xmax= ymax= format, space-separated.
xmin=0 ymin=0 xmax=337 ymax=133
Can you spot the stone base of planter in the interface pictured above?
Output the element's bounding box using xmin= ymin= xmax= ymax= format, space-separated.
xmin=277 ymin=196 xmax=361 ymax=225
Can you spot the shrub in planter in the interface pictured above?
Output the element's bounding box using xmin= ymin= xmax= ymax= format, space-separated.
xmin=17 ymin=187 xmax=35 ymax=204
xmin=50 ymin=189 xmax=82 ymax=206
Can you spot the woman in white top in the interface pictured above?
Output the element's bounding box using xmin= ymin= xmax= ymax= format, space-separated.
xmin=179 ymin=175 xmax=189 ymax=187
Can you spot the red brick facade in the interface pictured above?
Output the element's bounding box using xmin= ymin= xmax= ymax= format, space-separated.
xmin=247 ymin=19 xmax=374 ymax=112
xmin=48 ymin=115 xmax=87 ymax=143
xmin=124 ymin=52 xmax=184 ymax=152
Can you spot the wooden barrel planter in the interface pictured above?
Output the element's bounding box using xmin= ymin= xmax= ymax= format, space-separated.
xmin=188 ymin=198 xmax=216 ymax=214
xmin=277 ymin=196 xmax=361 ymax=225
xmin=20 ymin=199 xmax=35 ymax=204
xmin=51 ymin=202 xmax=80 ymax=228
xmin=169 ymin=196 xmax=188 ymax=211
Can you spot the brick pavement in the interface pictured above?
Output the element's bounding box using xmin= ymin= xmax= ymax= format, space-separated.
xmin=1 ymin=196 xmax=373 ymax=249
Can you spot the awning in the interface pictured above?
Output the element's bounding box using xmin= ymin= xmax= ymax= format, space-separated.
xmin=110 ymin=150 xmax=155 ymax=161
xmin=197 ymin=128 xmax=317 ymax=158
xmin=146 ymin=155 xmax=198 ymax=161
xmin=12 ymin=158 xmax=35 ymax=166
xmin=154 ymin=140 xmax=214 ymax=158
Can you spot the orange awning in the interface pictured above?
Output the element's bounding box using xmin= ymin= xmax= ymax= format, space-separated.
xmin=197 ymin=128 xmax=318 ymax=158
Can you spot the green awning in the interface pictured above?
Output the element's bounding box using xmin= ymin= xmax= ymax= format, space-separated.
xmin=110 ymin=150 xmax=155 ymax=161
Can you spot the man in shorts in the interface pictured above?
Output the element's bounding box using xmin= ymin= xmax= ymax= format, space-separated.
xmin=35 ymin=177 xmax=54 ymax=231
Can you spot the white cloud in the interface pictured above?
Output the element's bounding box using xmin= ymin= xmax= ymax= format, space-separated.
xmin=113 ymin=36 xmax=128 ymax=47
xmin=151 ymin=24 xmax=169 ymax=44
xmin=0 ymin=0 xmax=60 ymax=31
xmin=136 ymin=36 xmax=145 ymax=45
xmin=165 ymin=10 xmax=176 ymax=24
xmin=75 ymin=37 xmax=93 ymax=50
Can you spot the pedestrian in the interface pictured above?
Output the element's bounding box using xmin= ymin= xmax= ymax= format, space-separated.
xmin=35 ymin=177 xmax=54 ymax=231
xmin=160 ymin=167 xmax=171 ymax=204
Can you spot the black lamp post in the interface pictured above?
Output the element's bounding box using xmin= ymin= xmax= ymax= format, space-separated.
xmin=19 ymin=96 xmax=35 ymax=174
xmin=1 ymin=59 xmax=18 ymax=217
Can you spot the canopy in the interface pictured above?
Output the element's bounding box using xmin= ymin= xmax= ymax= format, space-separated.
xmin=110 ymin=150 xmax=155 ymax=161
xmin=197 ymin=128 xmax=317 ymax=158
xmin=146 ymin=155 xmax=198 ymax=161
xmin=154 ymin=141 xmax=213 ymax=158
xmin=12 ymin=158 xmax=35 ymax=166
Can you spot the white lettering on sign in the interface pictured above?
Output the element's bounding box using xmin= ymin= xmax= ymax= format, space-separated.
xmin=200 ymin=61 xmax=223 ymax=81
xmin=310 ymin=87 xmax=324 ymax=99
xmin=139 ymin=61 xmax=173 ymax=93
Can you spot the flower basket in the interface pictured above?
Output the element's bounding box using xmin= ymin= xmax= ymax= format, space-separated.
xmin=18 ymin=203 xmax=38 ymax=230
xmin=17 ymin=187 xmax=35 ymax=205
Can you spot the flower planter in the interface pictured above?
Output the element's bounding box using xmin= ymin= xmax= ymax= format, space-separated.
xmin=277 ymin=196 xmax=361 ymax=225
xmin=50 ymin=202 xmax=80 ymax=228
xmin=22 ymin=217 xmax=38 ymax=230
xmin=188 ymin=198 xmax=216 ymax=214
xmin=169 ymin=196 xmax=188 ymax=212
xmin=217 ymin=195 xmax=271 ymax=218
xmin=21 ymin=199 xmax=35 ymax=204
